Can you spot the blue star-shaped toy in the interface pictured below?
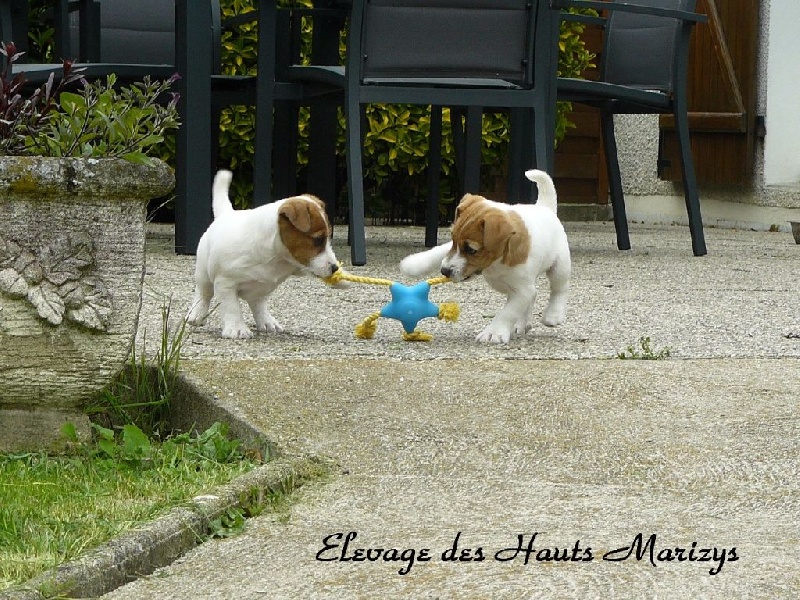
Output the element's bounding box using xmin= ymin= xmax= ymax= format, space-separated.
xmin=380 ymin=281 xmax=441 ymax=334
xmin=324 ymin=269 xmax=459 ymax=341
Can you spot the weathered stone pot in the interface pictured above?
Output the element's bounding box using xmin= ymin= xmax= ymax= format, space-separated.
xmin=0 ymin=157 xmax=174 ymax=452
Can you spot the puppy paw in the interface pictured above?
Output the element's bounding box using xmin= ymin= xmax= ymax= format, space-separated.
xmin=186 ymin=306 xmax=208 ymax=326
xmin=541 ymin=309 xmax=565 ymax=327
xmin=222 ymin=324 xmax=253 ymax=339
xmin=513 ymin=320 xmax=531 ymax=336
xmin=256 ymin=316 xmax=284 ymax=334
xmin=186 ymin=313 xmax=205 ymax=326
xmin=476 ymin=325 xmax=511 ymax=344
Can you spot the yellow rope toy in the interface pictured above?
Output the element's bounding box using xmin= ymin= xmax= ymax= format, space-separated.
xmin=324 ymin=269 xmax=459 ymax=342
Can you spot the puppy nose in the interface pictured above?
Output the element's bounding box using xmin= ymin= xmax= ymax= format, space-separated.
xmin=441 ymin=266 xmax=452 ymax=278
xmin=330 ymin=263 xmax=339 ymax=275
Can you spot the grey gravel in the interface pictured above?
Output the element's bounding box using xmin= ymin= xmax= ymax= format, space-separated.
xmin=139 ymin=222 xmax=800 ymax=361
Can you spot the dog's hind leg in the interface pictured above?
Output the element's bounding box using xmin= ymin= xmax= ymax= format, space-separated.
xmin=542 ymin=257 xmax=570 ymax=327
xmin=187 ymin=276 xmax=213 ymax=325
xmin=243 ymin=286 xmax=284 ymax=334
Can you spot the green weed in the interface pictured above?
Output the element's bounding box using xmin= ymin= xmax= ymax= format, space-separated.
xmin=85 ymin=300 xmax=186 ymax=436
xmin=617 ymin=336 xmax=672 ymax=360
xmin=0 ymin=299 xmax=262 ymax=591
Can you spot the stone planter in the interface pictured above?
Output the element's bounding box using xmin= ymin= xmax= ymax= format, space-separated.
xmin=0 ymin=157 xmax=174 ymax=452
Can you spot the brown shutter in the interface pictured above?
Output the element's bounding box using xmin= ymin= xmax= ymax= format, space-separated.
xmin=659 ymin=0 xmax=761 ymax=185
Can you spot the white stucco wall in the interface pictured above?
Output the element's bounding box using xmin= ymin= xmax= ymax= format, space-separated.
xmin=762 ymin=0 xmax=800 ymax=187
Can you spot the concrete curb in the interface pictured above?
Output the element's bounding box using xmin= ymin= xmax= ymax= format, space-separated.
xmin=1 ymin=374 xmax=327 ymax=600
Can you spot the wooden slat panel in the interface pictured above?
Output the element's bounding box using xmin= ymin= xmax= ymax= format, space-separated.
xmin=660 ymin=0 xmax=759 ymax=184
xmin=556 ymin=179 xmax=603 ymax=204
xmin=660 ymin=112 xmax=748 ymax=133
xmin=555 ymin=154 xmax=599 ymax=179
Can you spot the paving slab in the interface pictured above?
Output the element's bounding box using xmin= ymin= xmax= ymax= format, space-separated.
xmin=100 ymin=358 xmax=799 ymax=599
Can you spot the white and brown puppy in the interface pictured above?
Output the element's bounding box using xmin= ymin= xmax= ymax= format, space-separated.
xmin=187 ymin=170 xmax=339 ymax=339
xmin=400 ymin=169 xmax=570 ymax=344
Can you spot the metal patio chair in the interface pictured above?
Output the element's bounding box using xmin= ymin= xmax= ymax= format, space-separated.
xmin=554 ymin=0 xmax=708 ymax=256
xmin=283 ymin=0 xmax=561 ymax=266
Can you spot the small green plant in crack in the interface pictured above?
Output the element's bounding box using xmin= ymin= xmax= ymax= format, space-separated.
xmin=617 ymin=336 xmax=672 ymax=360
xmin=209 ymin=507 xmax=248 ymax=539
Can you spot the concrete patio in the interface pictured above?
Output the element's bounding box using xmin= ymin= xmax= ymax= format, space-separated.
xmin=79 ymin=221 xmax=800 ymax=598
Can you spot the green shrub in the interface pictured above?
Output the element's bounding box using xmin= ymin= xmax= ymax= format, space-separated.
xmin=0 ymin=44 xmax=179 ymax=164
xmin=30 ymin=73 xmax=180 ymax=164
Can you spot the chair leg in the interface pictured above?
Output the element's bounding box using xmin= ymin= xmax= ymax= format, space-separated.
xmin=251 ymin=107 xmax=274 ymax=206
xmin=463 ymin=106 xmax=482 ymax=194
xmin=600 ymin=111 xmax=631 ymax=251
xmin=252 ymin=0 xmax=278 ymax=207
xmin=425 ymin=105 xmax=443 ymax=247
xmin=211 ymin=104 xmax=222 ymax=174
xmin=533 ymin=98 xmax=554 ymax=174
xmin=344 ymin=96 xmax=367 ymax=266
xmin=509 ymin=107 xmax=535 ymax=203
xmin=307 ymin=101 xmax=339 ymax=218
xmin=174 ymin=0 xmax=213 ymax=255
xmin=674 ymin=107 xmax=707 ymax=256
xmin=272 ymin=100 xmax=299 ymax=199
xmin=450 ymin=107 xmax=466 ymax=197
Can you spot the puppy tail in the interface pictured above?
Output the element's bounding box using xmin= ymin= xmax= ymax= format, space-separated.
xmin=212 ymin=170 xmax=235 ymax=219
xmin=400 ymin=242 xmax=453 ymax=278
xmin=524 ymin=169 xmax=558 ymax=214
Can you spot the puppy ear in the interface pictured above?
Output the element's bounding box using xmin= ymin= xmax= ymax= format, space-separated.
xmin=279 ymin=198 xmax=312 ymax=233
xmin=482 ymin=213 xmax=515 ymax=262
xmin=304 ymin=194 xmax=327 ymax=212
xmin=454 ymin=194 xmax=485 ymax=222
xmin=483 ymin=213 xmax=529 ymax=267
xmin=503 ymin=229 xmax=529 ymax=267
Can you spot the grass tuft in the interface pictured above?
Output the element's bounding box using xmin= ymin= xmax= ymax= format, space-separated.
xmin=85 ymin=300 xmax=186 ymax=436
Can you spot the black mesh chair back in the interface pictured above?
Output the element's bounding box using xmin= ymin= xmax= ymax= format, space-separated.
xmin=359 ymin=0 xmax=534 ymax=84
xmin=96 ymin=0 xmax=176 ymax=65
xmin=282 ymin=0 xmax=560 ymax=264
xmin=603 ymin=0 xmax=695 ymax=93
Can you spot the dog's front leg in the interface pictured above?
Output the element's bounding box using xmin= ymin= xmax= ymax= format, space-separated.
xmin=477 ymin=289 xmax=536 ymax=344
xmin=248 ymin=298 xmax=284 ymax=334
xmin=214 ymin=279 xmax=253 ymax=339
xmin=512 ymin=297 xmax=536 ymax=336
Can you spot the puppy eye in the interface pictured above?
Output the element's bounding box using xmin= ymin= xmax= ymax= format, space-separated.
xmin=312 ymin=236 xmax=326 ymax=248
xmin=462 ymin=244 xmax=478 ymax=256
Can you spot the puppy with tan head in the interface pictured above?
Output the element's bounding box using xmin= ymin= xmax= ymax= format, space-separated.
xmin=401 ymin=169 xmax=570 ymax=344
xmin=187 ymin=170 xmax=339 ymax=339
